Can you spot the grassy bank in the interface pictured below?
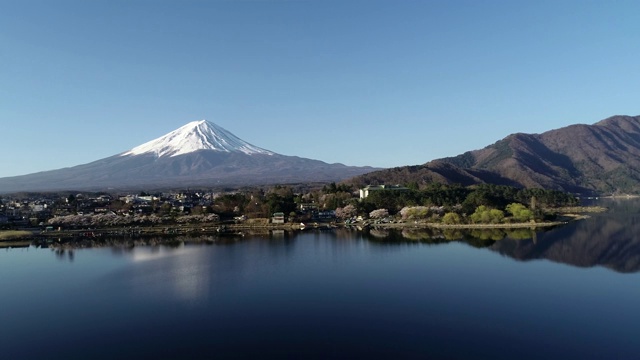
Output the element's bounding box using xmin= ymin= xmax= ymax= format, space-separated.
xmin=0 ymin=230 xmax=34 ymax=241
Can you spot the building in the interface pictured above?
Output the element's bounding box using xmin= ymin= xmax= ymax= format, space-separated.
xmin=271 ymin=212 xmax=285 ymax=224
xmin=299 ymin=203 xmax=318 ymax=212
xmin=359 ymin=185 xmax=409 ymax=199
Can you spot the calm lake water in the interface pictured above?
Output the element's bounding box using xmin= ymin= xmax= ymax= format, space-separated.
xmin=2 ymin=199 xmax=640 ymax=359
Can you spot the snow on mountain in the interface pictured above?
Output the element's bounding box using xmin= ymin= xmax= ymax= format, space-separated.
xmin=121 ymin=120 xmax=275 ymax=157
xmin=0 ymin=119 xmax=380 ymax=192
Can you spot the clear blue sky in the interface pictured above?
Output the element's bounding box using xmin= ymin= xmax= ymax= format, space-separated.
xmin=2 ymin=0 xmax=639 ymax=178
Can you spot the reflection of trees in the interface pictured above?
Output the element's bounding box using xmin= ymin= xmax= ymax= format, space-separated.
xmin=43 ymin=234 xmax=247 ymax=251
xmin=366 ymin=228 xmax=461 ymax=244
xmin=504 ymin=228 xmax=535 ymax=240
xmin=491 ymin=200 xmax=640 ymax=273
xmin=401 ymin=229 xmax=438 ymax=241
xmin=53 ymin=248 xmax=74 ymax=262
xmin=442 ymin=229 xmax=463 ymax=241
xmin=369 ymin=228 xmax=390 ymax=238
xmin=366 ymin=227 xmax=510 ymax=245
xmin=469 ymin=229 xmax=505 ymax=241
xmin=332 ymin=227 xmax=363 ymax=240
xmin=364 ymin=229 xmax=420 ymax=243
xmin=39 ymin=204 xmax=640 ymax=274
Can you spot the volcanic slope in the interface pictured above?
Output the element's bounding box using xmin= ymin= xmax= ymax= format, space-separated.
xmin=0 ymin=120 xmax=379 ymax=192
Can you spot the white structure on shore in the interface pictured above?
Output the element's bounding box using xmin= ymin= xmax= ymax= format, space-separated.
xmin=359 ymin=185 xmax=409 ymax=199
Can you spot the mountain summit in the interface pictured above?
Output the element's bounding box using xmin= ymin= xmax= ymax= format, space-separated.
xmin=0 ymin=120 xmax=379 ymax=192
xmin=122 ymin=120 xmax=274 ymax=157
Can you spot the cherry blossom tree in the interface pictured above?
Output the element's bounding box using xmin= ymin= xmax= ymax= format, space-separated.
xmin=399 ymin=206 xmax=430 ymax=220
xmin=335 ymin=204 xmax=357 ymax=219
xmin=369 ymin=208 xmax=389 ymax=219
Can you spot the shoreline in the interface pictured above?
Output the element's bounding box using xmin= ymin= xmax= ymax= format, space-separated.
xmin=1 ymin=217 xmax=582 ymax=241
xmin=0 ymin=206 xmax=603 ymax=242
xmin=371 ymin=220 xmax=569 ymax=229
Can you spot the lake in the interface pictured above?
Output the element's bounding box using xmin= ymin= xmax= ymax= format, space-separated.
xmin=2 ymin=199 xmax=640 ymax=359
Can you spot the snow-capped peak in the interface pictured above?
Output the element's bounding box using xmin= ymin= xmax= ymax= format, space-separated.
xmin=121 ymin=120 xmax=275 ymax=157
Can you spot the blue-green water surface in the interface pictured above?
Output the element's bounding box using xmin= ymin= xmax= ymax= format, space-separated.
xmin=2 ymin=199 xmax=640 ymax=359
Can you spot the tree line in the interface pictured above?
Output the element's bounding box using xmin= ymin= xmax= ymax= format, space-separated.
xmin=3 ymin=182 xmax=580 ymax=227
xmin=360 ymin=183 xmax=578 ymax=215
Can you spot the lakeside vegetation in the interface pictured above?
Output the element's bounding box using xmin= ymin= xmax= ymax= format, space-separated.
xmin=347 ymin=183 xmax=581 ymax=226
xmin=0 ymin=230 xmax=33 ymax=241
xmin=0 ymin=182 xmax=596 ymax=238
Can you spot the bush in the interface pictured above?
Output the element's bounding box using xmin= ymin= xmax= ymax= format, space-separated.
xmin=442 ymin=212 xmax=462 ymax=225
xmin=469 ymin=206 xmax=504 ymax=224
xmin=506 ymin=203 xmax=534 ymax=222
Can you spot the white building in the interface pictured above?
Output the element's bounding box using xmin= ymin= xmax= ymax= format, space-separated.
xmin=359 ymin=185 xmax=409 ymax=199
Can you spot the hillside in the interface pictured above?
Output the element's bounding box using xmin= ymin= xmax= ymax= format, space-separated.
xmin=350 ymin=115 xmax=640 ymax=195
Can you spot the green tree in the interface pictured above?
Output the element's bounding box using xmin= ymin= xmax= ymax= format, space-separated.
xmin=406 ymin=181 xmax=419 ymax=191
xmin=442 ymin=212 xmax=462 ymax=225
xmin=506 ymin=203 xmax=534 ymax=222
xmin=265 ymin=187 xmax=296 ymax=215
xmin=322 ymin=182 xmax=338 ymax=194
xmin=488 ymin=209 xmax=505 ymax=223
xmin=470 ymin=205 xmax=504 ymax=224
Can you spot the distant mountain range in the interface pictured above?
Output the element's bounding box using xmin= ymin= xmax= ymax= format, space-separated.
xmin=5 ymin=115 xmax=640 ymax=194
xmin=349 ymin=115 xmax=640 ymax=195
xmin=0 ymin=120 xmax=379 ymax=193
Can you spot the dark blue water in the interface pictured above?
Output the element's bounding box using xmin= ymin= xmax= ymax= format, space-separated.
xmin=2 ymin=200 xmax=640 ymax=359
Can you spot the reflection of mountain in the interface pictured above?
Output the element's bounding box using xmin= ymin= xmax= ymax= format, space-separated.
xmin=371 ymin=199 xmax=640 ymax=273
xmin=491 ymin=201 xmax=640 ymax=273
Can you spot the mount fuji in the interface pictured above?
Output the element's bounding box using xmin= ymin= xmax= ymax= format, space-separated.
xmin=122 ymin=120 xmax=276 ymax=158
xmin=0 ymin=120 xmax=379 ymax=192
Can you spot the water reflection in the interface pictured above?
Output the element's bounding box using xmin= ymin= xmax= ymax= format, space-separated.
xmin=53 ymin=248 xmax=75 ymax=262
xmin=367 ymin=198 xmax=640 ymax=273
xmin=490 ymin=202 xmax=640 ymax=273
xmin=26 ymin=198 xmax=640 ymax=273
xmin=127 ymin=242 xmax=200 ymax=263
xmin=366 ymin=227 xmax=537 ymax=245
xmin=35 ymin=223 xmax=635 ymax=273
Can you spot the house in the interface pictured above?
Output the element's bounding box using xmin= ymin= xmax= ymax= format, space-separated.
xmin=271 ymin=212 xmax=285 ymax=224
xmin=359 ymin=185 xmax=409 ymax=199
xmin=96 ymin=195 xmax=112 ymax=203
xmin=30 ymin=203 xmax=45 ymax=212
